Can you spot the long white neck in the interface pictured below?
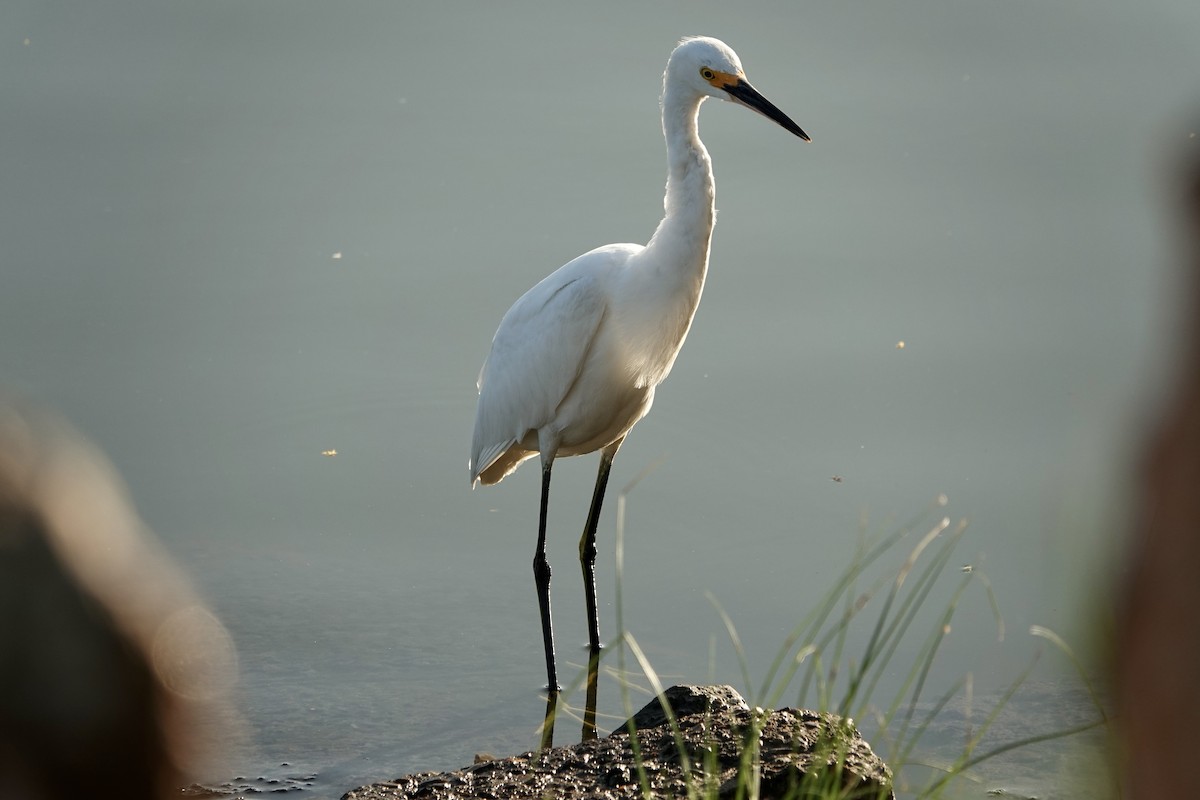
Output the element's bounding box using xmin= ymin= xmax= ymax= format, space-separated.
xmin=645 ymin=84 xmax=715 ymax=274
xmin=618 ymin=83 xmax=715 ymax=389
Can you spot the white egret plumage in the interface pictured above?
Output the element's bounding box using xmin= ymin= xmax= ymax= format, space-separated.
xmin=469 ymin=36 xmax=809 ymax=694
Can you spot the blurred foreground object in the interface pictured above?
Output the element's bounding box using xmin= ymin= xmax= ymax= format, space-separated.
xmin=0 ymin=403 xmax=236 ymax=799
xmin=1114 ymin=132 xmax=1200 ymax=798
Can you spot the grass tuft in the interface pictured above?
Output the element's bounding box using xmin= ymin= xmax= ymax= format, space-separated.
xmin=605 ymin=481 xmax=1111 ymax=799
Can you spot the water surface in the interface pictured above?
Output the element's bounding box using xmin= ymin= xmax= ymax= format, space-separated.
xmin=3 ymin=2 xmax=1196 ymax=797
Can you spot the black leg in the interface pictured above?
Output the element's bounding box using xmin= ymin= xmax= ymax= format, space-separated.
xmin=579 ymin=449 xmax=616 ymax=665
xmin=579 ymin=450 xmax=614 ymax=741
xmin=534 ymin=460 xmax=560 ymax=693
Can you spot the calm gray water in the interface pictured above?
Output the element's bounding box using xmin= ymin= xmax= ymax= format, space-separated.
xmin=3 ymin=2 xmax=1197 ymax=797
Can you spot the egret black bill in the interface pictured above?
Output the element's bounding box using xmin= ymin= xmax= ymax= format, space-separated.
xmin=724 ymin=78 xmax=810 ymax=142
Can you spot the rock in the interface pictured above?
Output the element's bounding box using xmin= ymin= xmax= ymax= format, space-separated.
xmin=342 ymin=685 xmax=894 ymax=800
xmin=611 ymin=683 xmax=749 ymax=734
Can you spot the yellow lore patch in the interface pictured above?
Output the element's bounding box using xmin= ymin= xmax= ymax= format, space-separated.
xmin=701 ymin=68 xmax=741 ymax=90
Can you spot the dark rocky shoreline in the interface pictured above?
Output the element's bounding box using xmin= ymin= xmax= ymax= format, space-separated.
xmin=342 ymin=685 xmax=894 ymax=800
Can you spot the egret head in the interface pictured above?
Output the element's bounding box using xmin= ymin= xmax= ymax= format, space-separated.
xmin=667 ymin=36 xmax=810 ymax=142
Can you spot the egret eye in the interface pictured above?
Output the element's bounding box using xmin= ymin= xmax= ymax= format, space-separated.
xmin=700 ymin=67 xmax=716 ymax=81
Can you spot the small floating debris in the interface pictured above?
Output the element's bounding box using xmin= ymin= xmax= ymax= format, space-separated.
xmin=321 ymin=449 xmax=338 ymax=457
xmin=895 ymin=340 xmax=905 ymax=350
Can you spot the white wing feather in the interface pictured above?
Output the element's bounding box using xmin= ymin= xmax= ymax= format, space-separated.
xmin=470 ymin=244 xmax=640 ymax=485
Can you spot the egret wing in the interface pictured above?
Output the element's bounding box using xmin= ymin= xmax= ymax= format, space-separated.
xmin=470 ymin=246 xmax=633 ymax=484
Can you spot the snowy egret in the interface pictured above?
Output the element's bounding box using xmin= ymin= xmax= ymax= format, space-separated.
xmin=470 ymin=36 xmax=809 ymax=693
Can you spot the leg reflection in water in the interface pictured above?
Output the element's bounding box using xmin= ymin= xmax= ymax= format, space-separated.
xmin=536 ymin=650 xmax=602 ymax=750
